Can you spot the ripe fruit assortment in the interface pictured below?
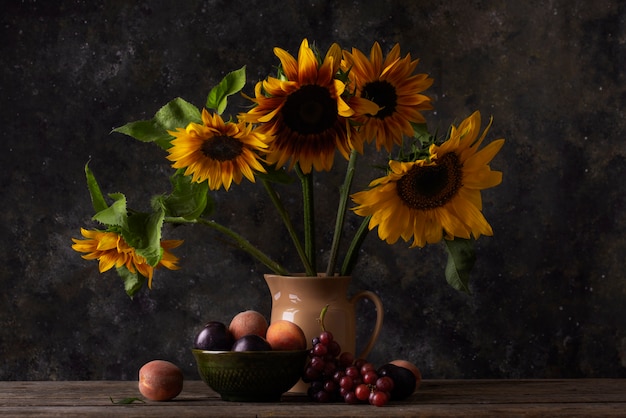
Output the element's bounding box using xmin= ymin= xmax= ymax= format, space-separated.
xmin=302 ymin=306 xmax=420 ymax=407
xmin=193 ymin=310 xmax=307 ymax=352
xmin=191 ymin=307 xmax=420 ymax=407
xmin=302 ymin=330 xmax=418 ymax=406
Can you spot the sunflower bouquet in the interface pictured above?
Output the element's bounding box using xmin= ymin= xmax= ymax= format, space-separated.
xmin=72 ymin=39 xmax=504 ymax=297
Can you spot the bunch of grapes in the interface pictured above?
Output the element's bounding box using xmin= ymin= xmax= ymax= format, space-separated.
xmin=302 ymin=330 xmax=394 ymax=407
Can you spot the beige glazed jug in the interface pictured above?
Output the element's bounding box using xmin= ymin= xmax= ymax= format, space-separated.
xmin=264 ymin=274 xmax=384 ymax=393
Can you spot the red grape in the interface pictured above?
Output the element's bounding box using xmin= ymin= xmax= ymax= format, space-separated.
xmin=338 ymin=352 xmax=354 ymax=368
xmin=303 ymin=329 xmax=398 ymax=408
xmin=303 ymin=365 xmax=321 ymax=382
xmin=344 ymin=391 xmax=359 ymax=404
xmin=324 ymin=380 xmax=338 ymax=393
xmin=312 ymin=343 xmax=328 ymax=356
xmin=328 ymin=340 xmax=341 ymax=356
xmin=345 ymin=366 xmax=360 ymax=378
xmin=363 ymin=370 xmax=378 ymax=385
xmin=310 ymin=356 xmax=325 ymax=371
xmin=333 ymin=370 xmax=345 ymax=382
xmin=323 ymin=360 xmax=337 ymax=376
xmin=354 ymin=383 xmax=370 ymax=401
xmin=376 ymin=376 xmax=394 ymax=393
xmin=339 ymin=375 xmax=353 ymax=390
xmin=319 ymin=331 xmax=333 ymax=345
xmin=369 ymin=390 xmax=390 ymax=407
xmin=315 ymin=390 xmax=331 ymax=403
xmin=360 ymin=362 xmax=376 ymax=375
xmin=353 ymin=358 xmax=367 ymax=370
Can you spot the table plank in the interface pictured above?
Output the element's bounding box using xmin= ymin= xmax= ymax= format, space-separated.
xmin=0 ymin=380 xmax=624 ymax=417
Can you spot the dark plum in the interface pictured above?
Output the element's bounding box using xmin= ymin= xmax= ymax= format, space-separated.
xmin=193 ymin=321 xmax=234 ymax=350
xmin=377 ymin=363 xmax=416 ymax=400
xmin=231 ymin=334 xmax=272 ymax=351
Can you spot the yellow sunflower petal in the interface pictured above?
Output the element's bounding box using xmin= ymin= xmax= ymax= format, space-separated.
xmin=241 ymin=39 xmax=357 ymax=173
xmin=274 ymin=46 xmax=298 ymax=81
xmin=351 ymin=112 xmax=504 ymax=247
xmin=166 ymin=111 xmax=268 ymax=190
xmin=342 ymin=42 xmax=433 ymax=151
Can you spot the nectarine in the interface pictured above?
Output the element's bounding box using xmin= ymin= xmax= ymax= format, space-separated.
xmin=138 ymin=360 xmax=183 ymax=401
xmin=266 ymin=320 xmax=307 ymax=350
xmin=229 ymin=310 xmax=269 ymax=340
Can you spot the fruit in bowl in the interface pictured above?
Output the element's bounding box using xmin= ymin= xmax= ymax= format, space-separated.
xmin=194 ymin=321 xmax=234 ymax=351
xmin=192 ymin=311 xmax=309 ymax=401
xmin=231 ymin=334 xmax=272 ymax=351
xmin=266 ymin=319 xmax=307 ymax=351
xmin=228 ymin=310 xmax=268 ymax=340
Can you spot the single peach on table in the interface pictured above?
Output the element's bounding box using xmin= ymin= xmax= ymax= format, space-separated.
xmin=138 ymin=360 xmax=184 ymax=401
xmin=229 ymin=310 xmax=269 ymax=340
xmin=266 ymin=319 xmax=307 ymax=350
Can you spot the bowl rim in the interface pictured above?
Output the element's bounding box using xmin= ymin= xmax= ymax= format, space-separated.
xmin=191 ymin=348 xmax=309 ymax=355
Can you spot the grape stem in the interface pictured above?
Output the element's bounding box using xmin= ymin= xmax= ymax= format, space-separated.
xmin=317 ymin=304 xmax=330 ymax=332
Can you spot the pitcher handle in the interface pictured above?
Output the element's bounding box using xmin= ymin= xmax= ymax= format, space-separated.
xmin=350 ymin=290 xmax=384 ymax=359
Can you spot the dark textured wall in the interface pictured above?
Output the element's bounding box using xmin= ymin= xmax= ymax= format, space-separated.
xmin=2 ymin=0 xmax=625 ymax=380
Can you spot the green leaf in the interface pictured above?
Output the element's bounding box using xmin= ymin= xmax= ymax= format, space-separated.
xmin=92 ymin=193 xmax=128 ymax=229
xmin=123 ymin=209 xmax=165 ymax=267
xmin=84 ymin=163 xmax=108 ymax=213
xmin=112 ymin=98 xmax=202 ymax=150
xmin=116 ymin=266 xmax=146 ymax=298
xmin=411 ymin=122 xmax=433 ymax=145
xmin=110 ymin=396 xmax=145 ymax=405
xmin=110 ymin=208 xmax=165 ymax=296
xmin=154 ymin=97 xmax=202 ymax=132
xmin=153 ymin=171 xmax=212 ymax=220
xmin=112 ymin=120 xmax=172 ymax=149
xmin=206 ymin=66 xmax=246 ymax=114
xmin=444 ymin=238 xmax=476 ymax=294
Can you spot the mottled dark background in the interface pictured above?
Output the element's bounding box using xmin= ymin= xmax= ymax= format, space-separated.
xmin=1 ymin=0 xmax=625 ymax=381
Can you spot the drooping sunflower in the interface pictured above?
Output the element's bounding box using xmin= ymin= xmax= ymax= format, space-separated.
xmin=71 ymin=228 xmax=183 ymax=288
xmin=240 ymin=38 xmax=378 ymax=173
xmin=351 ymin=111 xmax=505 ymax=248
xmin=342 ymin=42 xmax=433 ymax=152
xmin=166 ymin=109 xmax=268 ymax=190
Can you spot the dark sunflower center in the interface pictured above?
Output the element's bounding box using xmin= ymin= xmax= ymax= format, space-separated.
xmin=361 ymin=80 xmax=397 ymax=119
xmin=282 ymin=84 xmax=338 ymax=134
xmin=396 ymin=153 xmax=463 ymax=210
xmin=201 ymin=135 xmax=243 ymax=161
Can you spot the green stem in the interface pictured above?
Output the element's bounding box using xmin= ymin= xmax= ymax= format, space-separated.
xmin=317 ymin=304 xmax=330 ymax=332
xmin=295 ymin=164 xmax=316 ymax=274
xmin=164 ymin=216 xmax=288 ymax=276
xmin=341 ymin=214 xmax=371 ymax=276
xmin=326 ymin=149 xmax=359 ymax=276
xmin=261 ymin=179 xmax=315 ymax=276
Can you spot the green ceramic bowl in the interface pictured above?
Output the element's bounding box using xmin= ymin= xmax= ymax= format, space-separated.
xmin=192 ymin=349 xmax=309 ymax=402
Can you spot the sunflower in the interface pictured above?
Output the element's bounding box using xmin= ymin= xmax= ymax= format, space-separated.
xmin=166 ymin=109 xmax=268 ymax=190
xmin=240 ymin=39 xmax=378 ymax=173
xmin=71 ymin=228 xmax=183 ymax=288
xmin=351 ymin=111 xmax=504 ymax=247
xmin=342 ymin=42 xmax=433 ymax=152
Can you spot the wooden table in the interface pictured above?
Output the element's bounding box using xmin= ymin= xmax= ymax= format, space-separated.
xmin=1 ymin=379 xmax=625 ymax=417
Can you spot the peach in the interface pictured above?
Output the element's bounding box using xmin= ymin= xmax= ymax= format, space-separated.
xmin=266 ymin=319 xmax=307 ymax=350
xmin=390 ymin=359 xmax=422 ymax=389
xmin=138 ymin=360 xmax=184 ymax=401
xmin=228 ymin=310 xmax=269 ymax=340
